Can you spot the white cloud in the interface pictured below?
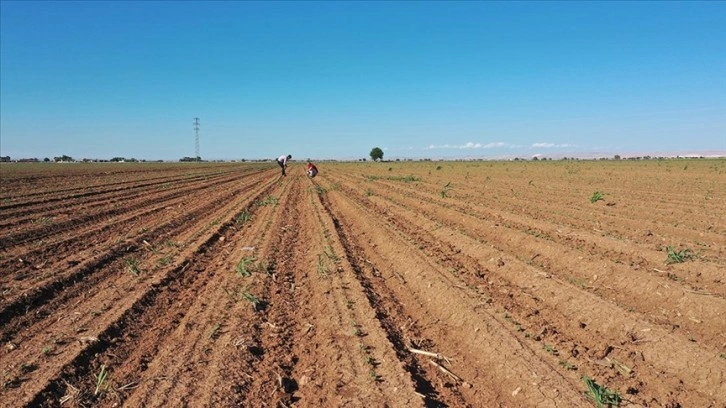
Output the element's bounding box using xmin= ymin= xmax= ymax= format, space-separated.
xmin=531 ymin=142 xmax=574 ymax=148
xmin=426 ymin=141 xmax=514 ymax=150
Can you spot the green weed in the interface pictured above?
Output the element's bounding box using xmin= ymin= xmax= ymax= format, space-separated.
xmin=560 ymin=360 xmax=577 ymax=370
xmin=124 ymin=257 xmax=141 ymax=276
xmin=544 ymin=344 xmax=558 ymax=355
xmin=157 ymin=256 xmax=172 ymax=266
xmin=590 ymin=191 xmax=606 ymax=203
xmin=236 ymin=257 xmax=256 ymax=277
xmin=235 ymin=209 xmax=252 ymax=225
xmin=583 ymin=376 xmax=621 ymax=407
xmin=317 ymin=254 xmax=329 ymax=277
xmin=387 ymin=175 xmax=420 ymax=183
xmin=351 ymin=320 xmax=361 ymax=337
xmin=259 ymin=196 xmax=279 ymax=206
xmin=325 ymin=246 xmax=339 ymax=262
xmin=242 ymin=289 xmax=261 ymax=310
xmin=93 ymin=364 xmax=109 ymax=396
xmin=665 ymin=246 xmax=695 ymax=264
xmin=33 ymin=216 xmax=53 ymax=225
xmin=441 ymin=181 xmax=453 ymax=198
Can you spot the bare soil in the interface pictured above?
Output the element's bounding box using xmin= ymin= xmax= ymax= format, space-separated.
xmin=1 ymin=159 xmax=724 ymax=407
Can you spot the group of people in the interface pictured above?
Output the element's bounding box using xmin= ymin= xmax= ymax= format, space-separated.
xmin=276 ymin=154 xmax=317 ymax=178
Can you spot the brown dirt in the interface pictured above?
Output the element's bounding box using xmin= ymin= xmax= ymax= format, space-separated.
xmin=1 ymin=159 xmax=724 ymax=407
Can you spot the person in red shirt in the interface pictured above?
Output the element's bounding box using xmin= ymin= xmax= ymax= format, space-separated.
xmin=306 ymin=162 xmax=318 ymax=178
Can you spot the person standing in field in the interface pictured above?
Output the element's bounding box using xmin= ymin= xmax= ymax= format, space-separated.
xmin=306 ymin=162 xmax=318 ymax=178
xmin=277 ymin=154 xmax=292 ymax=176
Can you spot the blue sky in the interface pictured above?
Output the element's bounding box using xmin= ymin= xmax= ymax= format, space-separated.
xmin=1 ymin=1 xmax=724 ymax=161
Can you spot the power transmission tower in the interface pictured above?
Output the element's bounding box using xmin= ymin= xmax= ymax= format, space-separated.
xmin=193 ymin=117 xmax=200 ymax=160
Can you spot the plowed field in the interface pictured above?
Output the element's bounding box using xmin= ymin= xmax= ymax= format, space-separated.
xmin=1 ymin=159 xmax=724 ymax=407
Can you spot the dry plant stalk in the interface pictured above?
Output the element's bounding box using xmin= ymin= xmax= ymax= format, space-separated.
xmin=408 ymin=347 xmax=452 ymax=364
xmin=429 ymin=359 xmax=462 ymax=382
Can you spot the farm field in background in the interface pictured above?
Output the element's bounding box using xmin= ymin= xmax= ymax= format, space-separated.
xmin=1 ymin=159 xmax=724 ymax=407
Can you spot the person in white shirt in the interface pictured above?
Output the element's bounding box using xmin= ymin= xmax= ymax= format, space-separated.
xmin=277 ymin=154 xmax=292 ymax=176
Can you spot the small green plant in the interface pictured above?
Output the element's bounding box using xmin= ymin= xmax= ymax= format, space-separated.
xmin=560 ymin=360 xmax=577 ymax=370
xmin=317 ymin=254 xmax=328 ymax=277
xmin=590 ymin=191 xmax=605 ymax=203
xmin=124 ymin=257 xmax=141 ymax=276
xmin=665 ymin=246 xmax=695 ymax=264
xmin=364 ymin=188 xmax=374 ymax=197
xmin=387 ymin=175 xmax=420 ymax=183
xmin=41 ymin=346 xmax=51 ymax=355
xmin=236 ymin=257 xmax=256 ymax=277
xmin=583 ymin=376 xmax=621 ymax=407
xmin=441 ymin=181 xmax=453 ymax=198
xmin=157 ymin=255 xmax=172 ymax=266
xmin=259 ymin=196 xmax=279 ymax=206
xmin=235 ymin=209 xmax=252 ymax=225
xmin=93 ymin=364 xmax=109 ymax=396
xmin=315 ymin=185 xmax=327 ymax=195
xmin=223 ymin=285 xmax=241 ymax=302
xmin=34 ymin=216 xmax=53 ymax=225
xmin=324 ymin=246 xmax=339 ymax=262
xmin=543 ymin=344 xmax=558 ymax=355
xmin=242 ymin=289 xmax=261 ymax=310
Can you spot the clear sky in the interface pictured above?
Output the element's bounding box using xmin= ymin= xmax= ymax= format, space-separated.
xmin=1 ymin=1 xmax=724 ymax=161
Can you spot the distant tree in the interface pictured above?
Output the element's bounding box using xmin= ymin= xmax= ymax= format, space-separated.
xmin=54 ymin=155 xmax=74 ymax=162
xmin=44 ymin=158 xmax=50 ymax=162
xmin=613 ymin=155 xmax=621 ymax=160
xmin=370 ymin=147 xmax=384 ymax=162
xmin=180 ymin=156 xmax=202 ymax=162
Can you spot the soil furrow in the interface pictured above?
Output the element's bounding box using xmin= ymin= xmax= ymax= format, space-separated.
xmin=0 ymin=169 xmax=260 ymax=248
xmin=322 ymin=180 xmax=590 ymax=407
xmin=0 ymin=174 xmax=275 ymax=331
xmin=1 ymin=160 xmax=722 ymax=407
xmin=12 ymin=176 xmax=277 ymax=406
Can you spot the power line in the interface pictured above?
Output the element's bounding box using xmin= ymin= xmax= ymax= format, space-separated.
xmin=193 ymin=117 xmax=200 ymax=159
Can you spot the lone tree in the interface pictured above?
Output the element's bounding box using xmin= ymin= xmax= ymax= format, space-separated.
xmin=370 ymin=147 xmax=384 ymax=162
